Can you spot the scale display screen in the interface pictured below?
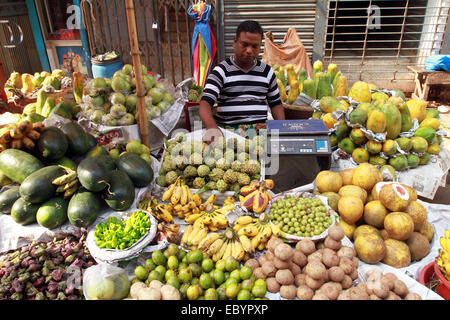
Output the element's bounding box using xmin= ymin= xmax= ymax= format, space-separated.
xmin=269 ymin=136 xmax=330 ymax=155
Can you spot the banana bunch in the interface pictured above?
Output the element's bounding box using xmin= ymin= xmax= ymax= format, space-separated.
xmin=52 ymin=166 xmax=80 ymax=199
xmin=436 ymin=230 xmax=450 ymax=281
xmin=233 ymin=213 xmax=284 ymax=251
xmin=240 ymin=179 xmax=274 ymax=214
xmin=180 ymin=223 xmax=209 ymax=250
xmin=170 ymin=193 xmax=211 ymax=220
xmin=157 ymin=223 xmax=180 ymax=244
xmin=138 ymin=193 xmax=175 ymax=224
xmin=202 ymin=228 xmax=252 ymax=262
xmin=162 ymin=177 xmax=193 ymax=206
xmin=0 ymin=120 xmax=44 ymax=152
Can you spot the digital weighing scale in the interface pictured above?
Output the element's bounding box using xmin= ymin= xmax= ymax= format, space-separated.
xmin=264 ymin=119 xmax=332 ymax=194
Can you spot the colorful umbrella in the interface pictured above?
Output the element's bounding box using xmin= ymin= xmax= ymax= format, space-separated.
xmin=188 ymin=1 xmax=217 ymax=88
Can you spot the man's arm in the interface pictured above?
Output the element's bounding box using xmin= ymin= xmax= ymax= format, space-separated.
xmin=199 ymin=100 xmax=223 ymax=144
xmin=271 ymin=104 xmax=285 ymax=120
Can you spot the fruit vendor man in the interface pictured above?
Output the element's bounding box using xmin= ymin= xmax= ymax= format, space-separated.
xmin=199 ymin=20 xmax=285 ymax=144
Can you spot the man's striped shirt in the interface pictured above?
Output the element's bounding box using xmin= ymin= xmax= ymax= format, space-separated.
xmin=201 ymin=57 xmax=282 ymax=125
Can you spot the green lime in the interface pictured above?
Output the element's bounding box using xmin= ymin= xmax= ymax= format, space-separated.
xmin=144 ymin=259 xmax=156 ymax=272
xmin=215 ymin=259 xmax=226 ymax=271
xmin=241 ymin=279 xmax=254 ymax=291
xmin=204 ymin=288 xmax=218 ymax=300
xmin=166 ymin=276 xmax=180 ymax=289
xmin=199 ymin=273 xmax=213 ymax=290
xmin=212 ymin=269 xmax=225 ymax=285
xmin=152 ymin=250 xmax=166 ymax=266
xmin=191 ymin=277 xmax=199 ymax=285
xmin=187 ymin=250 xmax=203 ymax=264
xmin=167 ymin=255 xmax=179 ymax=270
xmin=239 ymin=266 xmax=253 ymax=280
xmin=165 ymin=269 xmax=177 ymax=281
xmin=254 ymin=279 xmax=267 ymax=290
xmin=225 ymin=283 xmax=240 ymax=299
xmin=224 ymin=272 xmax=230 ymax=281
xmin=148 ymin=270 xmax=163 ymax=282
xmin=189 ymin=263 xmax=202 ymax=277
xmin=179 ymin=283 xmax=189 ymax=299
xmin=167 ymin=243 xmax=179 ymax=256
xmin=201 ymin=258 xmax=214 ymax=273
xmin=178 ymin=267 xmax=193 ymax=283
xmin=224 ymin=277 xmax=238 ymax=287
xmin=217 ymin=287 xmax=227 ymax=300
xmin=163 ymin=249 xmax=171 ymax=258
xmin=225 ymin=256 xmax=239 ymax=272
xmin=230 ymin=269 xmax=241 ymax=281
xmin=186 ymin=284 xmax=200 ymax=300
xmin=237 ymin=289 xmax=251 ymax=300
xmin=155 ymin=265 xmax=166 ymax=276
xmin=177 ymin=250 xmax=187 ymax=261
xmin=251 ymin=284 xmax=266 ymax=298
xmin=134 ymin=266 xmax=148 ymax=281
xmin=178 ymin=262 xmax=188 ymax=270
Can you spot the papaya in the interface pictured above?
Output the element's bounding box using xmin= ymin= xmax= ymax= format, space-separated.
xmin=369 ymin=155 xmax=387 ymax=166
xmin=35 ymin=89 xmax=47 ymax=116
xmin=356 ymin=102 xmax=372 ymax=113
xmin=398 ymin=103 xmax=412 ymax=132
xmin=312 ymin=111 xmax=322 ymax=119
xmin=287 ymin=80 xmax=300 ymax=104
xmin=298 ymin=69 xmax=308 ymax=86
xmin=302 ymin=79 xmax=316 ymax=99
xmin=395 ymin=137 xmax=412 ymax=153
xmin=313 ymin=60 xmax=323 ymax=82
xmin=367 ymin=83 xmax=378 ymax=90
xmin=286 ymin=64 xmax=297 ymax=87
xmin=425 ymin=109 xmax=439 ymax=119
xmin=419 ymin=118 xmax=440 ymax=130
xmin=419 ymin=153 xmax=430 ymax=165
xmin=382 ymin=139 xmax=398 ymax=156
xmin=371 ymin=92 xmax=389 ymax=103
xmin=349 ymin=108 xmax=368 ymax=126
xmin=350 ymin=128 xmax=367 ymax=145
xmin=380 ymin=103 xmax=402 ymax=139
xmin=335 ymin=121 xmax=350 ymax=141
xmin=348 ymin=81 xmax=371 ymax=103
xmin=319 ymin=96 xmax=343 ymax=113
xmin=23 ymin=103 xmax=37 ymax=115
xmin=41 ymin=96 xmax=56 ymax=118
xmin=410 ymin=137 xmax=428 ymax=153
xmin=407 ymin=154 xmax=420 ymax=168
xmin=330 ymin=134 xmax=338 ymax=147
xmin=387 ymin=96 xmax=404 ymax=108
xmin=338 ymin=137 xmax=356 ymax=154
xmin=352 ymin=148 xmax=370 ymax=163
xmin=389 ymin=155 xmax=408 ymax=171
xmin=414 ymin=127 xmax=436 ymax=144
xmin=327 ymin=63 xmax=338 ymax=84
xmin=278 ymin=66 xmax=286 ymax=86
xmin=366 ymin=140 xmax=382 ymax=154
xmin=333 ymin=75 xmax=348 ymax=98
xmin=392 ymin=90 xmax=406 ymax=100
xmin=316 ymin=72 xmax=332 ymax=99
xmin=427 ymin=143 xmax=440 ymax=155
xmin=321 ymin=113 xmax=339 ymax=129
xmin=366 ymin=109 xmax=387 ymax=133
xmin=406 ymin=99 xmax=427 ymax=123
xmin=277 ymin=78 xmax=287 ymax=103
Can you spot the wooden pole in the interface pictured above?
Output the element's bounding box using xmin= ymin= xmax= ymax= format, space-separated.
xmin=125 ymin=0 xmax=149 ymax=147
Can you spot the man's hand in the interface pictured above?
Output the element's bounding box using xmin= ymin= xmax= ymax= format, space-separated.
xmin=203 ymin=126 xmax=223 ymax=145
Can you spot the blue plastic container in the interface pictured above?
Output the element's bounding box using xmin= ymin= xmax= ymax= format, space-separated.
xmin=91 ymin=59 xmax=123 ymax=79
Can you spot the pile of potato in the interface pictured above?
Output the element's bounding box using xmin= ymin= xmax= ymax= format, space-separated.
xmin=129 ymin=280 xmax=180 ymax=300
xmin=244 ymin=225 xmax=361 ymax=299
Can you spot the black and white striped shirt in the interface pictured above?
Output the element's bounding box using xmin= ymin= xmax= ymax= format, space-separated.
xmin=201 ymin=57 xmax=282 ymax=125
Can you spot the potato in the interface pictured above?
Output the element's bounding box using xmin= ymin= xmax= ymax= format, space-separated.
xmin=296 ymin=238 xmax=316 ymax=255
xmin=265 ymin=250 xmax=275 ymax=261
xmin=244 ymin=258 xmax=260 ymax=271
xmin=385 ymin=291 xmax=401 ymax=300
xmin=316 ymin=242 xmax=326 ymax=250
xmin=149 ymin=280 xmax=164 ymax=290
xmin=324 ymin=236 xmax=342 ymax=251
xmin=328 ymin=225 xmax=345 ymax=241
xmin=305 ymin=261 xmax=327 ymax=280
xmin=258 ymin=254 xmax=268 ymax=266
xmin=349 ymin=287 xmax=369 ymax=300
xmin=356 ymin=282 xmax=368 ymax=294
xmin=322 ymin=250 xmax=340 ymax=268
xmin=341 ymin=275 xmax=353 ymax=289
xmin=312 ymin=292 xmax=330 ymax=300
xmin=365 ymin=268 xmax=383 ymax=282
xmin=266 ymin=277 xmax=281 ymax=293
xmin=274 ymin=243 xmax=295 ymax=261
xmin=350 ymin=268 xmax=359 ymax=281
xmin=289 ymin=262 xmax=301 ymax=276
xmin=268 ymin=237 xmax=283 ymax=253
xmin=351 ymin=256 xmax=359 ymax=269
xmin=138 ymin=287 xmax=161 ymax=300
xmin=275 ymin=269 xmax=295 ymax=285
xmin=295 ymin=273 xmax=307 ymax=287
xmin=273 ymin=256 xmax=291 ymax=269
xmin=292 ymin=250 xmax=307 ymax=267
xmin=161 ymin=284 xmax=181 ymax=300
xmin=261 ymin=261 xmax=277 ymax=277
xmin=337 ymin=290 xmax=352 ymax=300
xmin=330 ymin=281 xmax=343 ymax=293
xmin=297 ymin=284 xmax=314 ymax=300
xmin=337 ymin=246 xmax=356 ymax=260
xmin=305 ymin=275 xmax=324 ymax=290
xmin=405 ymin=292 xmax=422 ymax=300
xmin=339 ymin=257 xmax=354 ymax=275
xmin=328 ymin=266 xmax=345 ymax=282
xmin=280 ymin=285 xmax=297 ymax=299
xmin=383 ymin=273 xmax=397 ymax=289
xmin=130 ymin=282 xmax=147 ymax=299
xmin=253 ymin=267 xmax=267 ymax=280
xmin=307 ymin=251 xmax=323 ymax=264
xmin=370 ymin=294 xmax=382 ymax=300
xmin=367 ymin=280 xmax=389 ymax=299
xmin=320 ymin=282 xmax=340 ymax=300
xmin=393 ymin=279 xmax=409 ymax=297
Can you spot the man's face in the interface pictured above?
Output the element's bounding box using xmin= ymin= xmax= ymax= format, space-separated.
xmin=233 ymin=31 xmax=262 ymax=68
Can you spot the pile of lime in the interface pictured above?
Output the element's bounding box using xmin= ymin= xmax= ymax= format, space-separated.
xmin=133 ymin=244 xmax=268 ymax=300
xmin=269 ymin=195 xmax=333 ymax=237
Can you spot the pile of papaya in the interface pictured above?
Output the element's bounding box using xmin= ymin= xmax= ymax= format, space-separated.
xmin=0 ymin=121 xmax=154 ymax=231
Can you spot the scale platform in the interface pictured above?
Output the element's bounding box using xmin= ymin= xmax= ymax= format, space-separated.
xmin=264 ymin=119 xmax=332 ymax=194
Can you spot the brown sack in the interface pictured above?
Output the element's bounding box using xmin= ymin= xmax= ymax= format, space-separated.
xmin=262 ymin=28 xmax=313 ymax=78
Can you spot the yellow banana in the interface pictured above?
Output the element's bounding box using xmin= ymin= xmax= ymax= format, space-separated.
xmin=192 ymin=193 xmax=202 ymax=207
xmin=180 ymin=185 xmax=188 ymax=205
xmin=251 ymin=235 xmax=260 ymax=251
xmin=209 ymin=225 xmax=219 ymax=232
xmin=181 ymin=225 xmax=193 ymax=245
xmin=162 ymin=182 xmax=176 ymax=201
xmin=234 ymin=215 xmax=254 ymax=226
xmin=213 ymin=216 xmax=228 ymax=229
xmin=261 ymin=225 xmax=273 ymax=241
xmin=186 ymin=225 xmax=201 ymax=244
xmin=445 ymin=230 xmax=450 ymax=239
xmin=185 ymin=185 xmax=193 ymax=202
xmin=271 ymin=224 xmax=282 ymax=237
xmin=198 ymin=232 xmax=221 ymax=251
xmin=213 ymin=240 xmax=228 ymax=262
xmin=207 ymin=238 xmax=224 ymax=255
xmin=440 ymin=237 xmax=450 ymax=252
xmin=193 ymin=216 xmax=206 ymax=229
xmin=257 ymin=241 xmax=266 ymax=251
xmin=204 ymin=194 xmax=217 ymax=205
xmin=185 ymin=212 xmax=202 ymax=223
xmin=232 ymin=241 xmax=244 ymax=260
xmin=170 ymin=184 xmax=182 ymax=205
xmin=191 ymin=228 xmax=208 ymax=247
xmin=239 ymin=224 xmax=259 ymax=237
xmin=233 ymin=223 xmax=245 ymax=233
xmin=222 ymin=241 xmax=233 ymax=260
xmin=239 ymin=235 xmax=253 ymax=253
